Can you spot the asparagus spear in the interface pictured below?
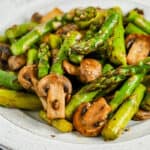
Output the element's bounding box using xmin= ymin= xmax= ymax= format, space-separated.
xmin=11 ymin=16 xmax=64 ymax=55
xmin=10 ymin=7 xmax=107 ymax=55
xmin=64 ymin=7 xmax=106 ymax=29
xmin=65 ymin=63 xmax=150 ymax=119
xmin=125 ymin=23 xmax=147 ymax=35
xmin=102 ymin=64 xmax=114 ymax=74
xmin=68 ymin=52 xmax=84 ymax=64
xmin=107 ymin=7 xmax=126 ymax=65
xmin=38 ymin=43 xmax=51 ymax=78
xmin=50 ymin=31 xmax=81 ymax=75
xmin=109 ymin=74 xmax=144 ymax=113
xmin=142 ymin=75 xmax=150 ymax=88
xmin=39 ymin=110 xmax=73 ymax=132
xmin=5 ymin=22 xmax=38 ymax=39
xmin=49 ymin=34 xmax=62 ymax=49
xmin=101 ymin=84 xmax=146 ymax=140
xmin=0 ymin=69 xmax=22 ymax=90
xmin=63 ymin=7 xmax=97 ymax=22
xmin=126 ymin=10 xmax=150 ymax=34
xmin=27 ymin=48 xmax=38 ymax=65
xmin=75 ymin=8 xmax=107 ymax=29
xmin=140 ymin=90 xmax=150 ymax=111
xmin=0 ymin=35 xmax=8 ymax=43
xmin=71 ymin=13 xmax=119 ymax=55
xmin=0 ymin=89 xmax=42 ymax=110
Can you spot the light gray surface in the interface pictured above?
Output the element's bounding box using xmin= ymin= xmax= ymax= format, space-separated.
xmin=0 ymin=0 xmax=150 ymax=150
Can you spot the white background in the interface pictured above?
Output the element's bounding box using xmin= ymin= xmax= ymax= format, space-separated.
xmin=0 ymin=0 xmax=150 ymax=150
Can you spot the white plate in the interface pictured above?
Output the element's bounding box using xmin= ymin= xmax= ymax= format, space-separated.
xmin=0 ymin=0 xmax=150 ymax=145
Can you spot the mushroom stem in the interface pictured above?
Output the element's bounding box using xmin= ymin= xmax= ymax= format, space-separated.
xmin=47 ymin=83 xmax=65 ymax=119
xmin=38 ymin=74 xmax=72 ymax=119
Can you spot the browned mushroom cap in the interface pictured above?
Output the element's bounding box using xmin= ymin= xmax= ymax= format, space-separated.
xmin=0 ymin=43 xmax=11 ymax=61
xmin=56 ymin=24 xmax=78 ymax=36
xmin=134 ymin=109 xmax=150 ymax=120
xmin=18 ymin=65 xmax=38 ymax=91
xmin=31 ymin=8 xmax=63 ymax=23
xmin=31 ymin=12 xmax=43 ymax=23
xmin=73 ymin=97 xmax=111 ymax=137
xmin=38 ymin=74 xmax=72 ymax=119
xmin=18 ymin=65 xmax=47 ymax=110
xmin=63 ymin=60 xmax=80 ymax=76
xmin=8 ymin=55 xmax=26 ymax=71
xmin=0 ymin=43 xmax=11 ymax=69
xmin=126 ymin=34 xmax=150 ymax=65
xmin=79 ymin=59 xmax=102 ymax=83
xmin=41 ymin=8 xmax=63 ymax=23
xmin=63 ymin=59 xmax=102 ymax=83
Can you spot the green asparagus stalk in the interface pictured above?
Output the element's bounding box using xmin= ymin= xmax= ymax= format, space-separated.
xmin=140 ymin=90 xmax=150 ymax=111
xmin=50 ymin=31 xmax=81 ymax=75
xmin=10 ymin=7 xmax=107 ymax=55
xmin=125 ymin=23 xmax=147 ymax=35
xmin=65 ymin=62 xmax=150 ymax=119
xmin=76 ymin=8 xmax=107 ymax=29
xmin=102 ymin=64 xmax=114 ymax=74
xmin=0 ymin=89 xmax=42 ymax=110
xmin=0 ymin=69 xmax=22 ymax=90
xmin=142 ymin=75 xmax=150 ymax=88
xmin=49 ymin=34 xmax=62 ymax=49
xmin=9 ymin=38 xmax=17 ymax=44
xmin=27 ymin=48 xmax=38 ymax=65
xmin=107 ymin=7 xmax=126 ymax=65
xmin=71 ymin=13 xmax=119 ymax=55
xmin=5 ymin=22 xmax=38 ymax=39
xmin=11 ymin=16 xmax=64 ymax=55
xmin=101 ymin=84 xmax=146 ymax=140
xmin=64 ymin=7 xmax=106 ymax=29
xmin=126 ymin=10 xmax=150 ymax=34
xmin=0 ymin=35 xmax=8 ymax=43
xmin=109 ymin=74 xmax=145 ymax=113
xmin=69 ymin=52 xmax=84 ymax=64
xmin=38 ymin=43 xmax=51 ymax=78
xmin=39 ymin=110 xmax=73 ymax=132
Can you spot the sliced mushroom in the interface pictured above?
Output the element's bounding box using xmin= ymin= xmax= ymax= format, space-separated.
xmin=31 ymin=12 xmax=43 ymax=23
xmin=41 ymin=8 xmax=63 ymax=23
xmin=18 ymin=65 xmax=47 ymax=110
xmin=56 ymin=24 xmax=78 ymax=36
xmin=63 ymin=58 xmax=102 ymax=83
xmin=134 ymin=109 xmax=150 ymax=120
xmin=0 ymin=43 xmax=11 ymax=69
xmin=38 ymin=74 xmax=72 ymax=119
xmin=126 ymin=34 xmax=150 ymax=65
xmin=0 ymin=43 xmax=11 ymax=61
xmin=73 ymin=97 xmax=111 ymax=137
xmin=31 ymin=8 xmax=63 ymax=24
xmin=8 ymin=55 xmax=26 ymax=71
xmin=18 ymin=65 xmax=38 ymax=91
